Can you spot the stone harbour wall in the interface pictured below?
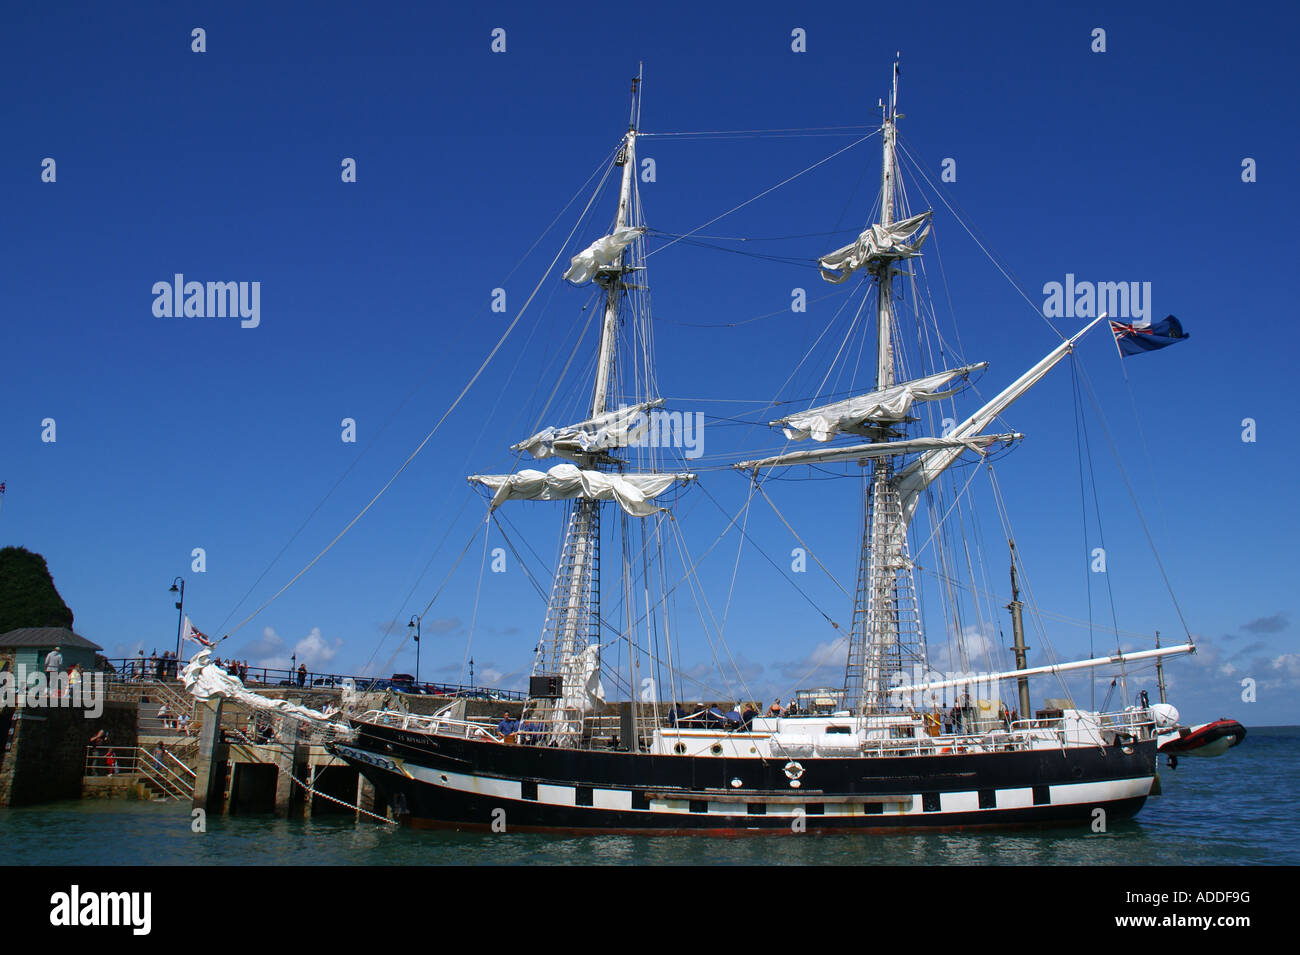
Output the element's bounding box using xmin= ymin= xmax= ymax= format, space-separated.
xmin=0 ymin=701 xmax=137 ymax=807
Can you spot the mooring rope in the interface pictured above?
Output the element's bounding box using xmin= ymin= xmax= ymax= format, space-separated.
xmin=281 ymin=763 xmax=397 ymax=826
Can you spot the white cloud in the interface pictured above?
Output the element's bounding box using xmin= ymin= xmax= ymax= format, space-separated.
xmin=246 ymin=626 xmax=343 ymax=671
xmin=237 ymin=626 xmax=286 ymax=660
xmin=940 ymin=623 xmax=1002 ymax=672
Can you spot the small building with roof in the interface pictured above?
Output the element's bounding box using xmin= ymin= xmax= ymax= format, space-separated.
xmin=0 ymin=627 xmax=103 ymax=673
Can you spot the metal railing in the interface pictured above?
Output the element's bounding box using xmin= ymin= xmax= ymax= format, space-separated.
xmin=84 ymin=745 xmax=196 ymax=800
xmin=95 ymin=659 xmax=526 ymax=700
xmin=1098 ymin=708 xmax=1157 ymax=733
xmin=357 ymin=709 xmax=503 ymax=741
xmin=137 ymin=679 xmax=200 ymax=736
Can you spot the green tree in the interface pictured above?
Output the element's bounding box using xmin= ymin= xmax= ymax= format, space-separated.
xmin=0 ymin=546 xmax=74 ymax=633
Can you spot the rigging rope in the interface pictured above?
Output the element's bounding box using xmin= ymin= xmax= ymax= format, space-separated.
xmin=753 ymin=481 xmax=850 ymax=597
xmin=1072 ymin=361 xmax=1194 ymax=640
xmin=640 ymin=125 xmax=874 ymax=138
xmin=896 ymin=138 xmax=1065 ymax=343
xmin=213 ymin=151 xmax=623 ymax=641
xmin=460 ymin=516 xmax=493 ymax=686
xmin=366 ymin=490 xmax=475 ymax=676
xmin=984 ymin=464 xmax=1076 ymax=703
xmin=648 ymin=133 xmax=877 ymax=259
xmin=219 ymin=149 xmax=616 ymax=642
xmin=368 ymin=516 xmax=488 ymax=678
xmin=697 ymin=480 xmax=843 ymax=633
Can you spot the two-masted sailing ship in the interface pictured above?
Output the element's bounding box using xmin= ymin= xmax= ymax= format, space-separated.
xmin=323 ymin=64 xmax=1201 ymax=832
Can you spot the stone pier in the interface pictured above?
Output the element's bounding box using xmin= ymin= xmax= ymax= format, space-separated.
xmin=191 ymin=697 xmax=225 ymax=812
xmin=1 ymin=699 xmax=137 ymax=807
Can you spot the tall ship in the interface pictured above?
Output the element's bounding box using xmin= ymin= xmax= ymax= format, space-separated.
xmin=214 ymin=63 xmax=1208 ymax=832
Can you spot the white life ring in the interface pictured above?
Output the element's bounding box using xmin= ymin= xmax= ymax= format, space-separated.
xmin=783 ymin=760 xmax=804 ymax=780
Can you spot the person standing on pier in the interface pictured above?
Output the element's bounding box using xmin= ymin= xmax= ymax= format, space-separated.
xmin=44 ymin=645 xmax=62 ymax=701
xmin=89 ymin=729 xmax=107 ymax=775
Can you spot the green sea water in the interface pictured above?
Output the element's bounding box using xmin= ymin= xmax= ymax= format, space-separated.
xmin=2 ymin=727 xmax=1295 ymax=865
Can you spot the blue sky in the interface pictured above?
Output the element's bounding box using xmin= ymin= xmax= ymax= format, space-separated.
xmin=2 ymin=1 xmax=1297 ymax=725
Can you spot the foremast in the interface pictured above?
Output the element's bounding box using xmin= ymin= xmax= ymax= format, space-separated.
xmin=469 ymin=74 xmax=695 ymax=748
xmin=537 ymin=96 xmax=639 ymax=747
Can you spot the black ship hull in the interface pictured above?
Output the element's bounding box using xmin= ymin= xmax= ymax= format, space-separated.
xmin=332 ymin=720 xmax=1157 ymax=833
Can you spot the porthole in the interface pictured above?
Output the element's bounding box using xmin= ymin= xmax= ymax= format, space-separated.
xmin=710 ymin=743 xmax=723 ymax=756
xmin=674 ymin=742 xmax=687 ymax=755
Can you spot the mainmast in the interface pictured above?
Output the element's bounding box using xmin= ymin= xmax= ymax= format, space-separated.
xmin=845 ymin=57 xmax=927 ymax=716
xmin=737 ymin=58 xmax=1107 ymax=720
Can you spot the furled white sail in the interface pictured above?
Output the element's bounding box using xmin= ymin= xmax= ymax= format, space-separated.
xmin=514 ymin=399 xmax=666 ymax=460
xmin=469 ymin=463 xmax=693 ymax=517
xmin=536 ymin=645 xmax=608 ymax=746
xmin=819 ymin=211 xmax=932 ymax=284
xmin=896 ymin=317 xmax=1104 ymax=521
xmin=181 ymin=648 xmax=356 ymax=739
xmin=736 ymin=433 xmax=1021 ymax=472
xmin=563 ymin=226 xmax=646 ymax=284
xmin=560 ymin=645 xmax=606 ymax=712
xmin=775 ymin=364 xmax=987 ymax=441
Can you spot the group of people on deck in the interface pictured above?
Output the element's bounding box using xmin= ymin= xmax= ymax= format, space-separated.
xmin=665 ymin=700 xmax=793 ymax=731
xmin=936 ymin=693 xmax=1018 ymax=734
xmin=496 ymin=714 xmax=550 ymax=745
xmin=494 ymin=701 xmax=796 ymax=742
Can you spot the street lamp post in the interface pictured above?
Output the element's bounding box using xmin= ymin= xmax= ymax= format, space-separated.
xmin=408 ymin=615 xmax=421 ymax=687
xmin=169 ymin=577 xmax=185 ymax=660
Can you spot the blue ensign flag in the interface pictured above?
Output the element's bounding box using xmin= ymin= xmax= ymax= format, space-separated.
xmin=1110 ymin=315 xmax=1190 ymax=356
